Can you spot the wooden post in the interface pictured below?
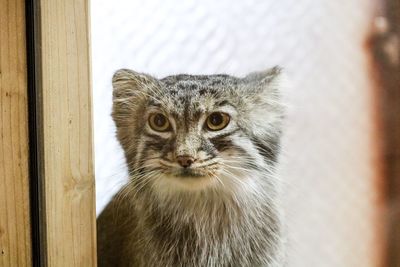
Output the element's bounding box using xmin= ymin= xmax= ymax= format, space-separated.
xmin=0 ymin=0 xmax=32 ymax=266
xmin=32 ymin=0 xmax=97 ymax=266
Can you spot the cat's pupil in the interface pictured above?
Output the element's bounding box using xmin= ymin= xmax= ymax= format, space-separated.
xmin=154 ymin=114 xmax=166 ymax=126
xmin=210 ymin=113 xmax=223 ymax=125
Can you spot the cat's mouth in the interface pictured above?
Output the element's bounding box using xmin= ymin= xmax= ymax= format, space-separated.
xmin=160 ymin=160 xmax=219 ymax=179
xmin=174 ymin=168 xmax=208 ymax=178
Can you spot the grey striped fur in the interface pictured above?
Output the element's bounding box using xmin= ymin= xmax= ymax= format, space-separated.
xmin=97 ymin=67 xmax=286 ymax=267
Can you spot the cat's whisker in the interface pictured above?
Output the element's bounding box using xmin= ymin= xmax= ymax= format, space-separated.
xmin=218 ymin=166 xmax=273 ymax=202
xmin=221 ymin=158 xmax=280 ymax=178
xmin=211 ymin=172 xmax=224 ymax=188
xmin=218 ymin=169 xmax=251 ymax=205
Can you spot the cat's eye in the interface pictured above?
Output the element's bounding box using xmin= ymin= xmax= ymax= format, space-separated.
xmin=148 ymin=113 xmax=171 ymax=132
xmin=206 ymin=112 xmax=230 ymax=131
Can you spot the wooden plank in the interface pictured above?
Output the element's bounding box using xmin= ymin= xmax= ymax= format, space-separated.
xmin=0 ymin=0 xmax=32 ymax=266
xmin=35 ymin=0 xmax=97 ymax=266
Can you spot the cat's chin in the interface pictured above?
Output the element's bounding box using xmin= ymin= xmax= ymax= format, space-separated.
xmin=154 ymin=172 xmax=217 ymax=192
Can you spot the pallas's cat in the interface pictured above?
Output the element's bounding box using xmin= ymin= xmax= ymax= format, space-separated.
xmin=97 ymin=67 xmax=286 ymax=267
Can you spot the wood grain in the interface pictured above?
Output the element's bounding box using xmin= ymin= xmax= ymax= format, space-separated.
xmin=36 ymin=0 xmax=96 ymax=266
xmin=0 ymin=0 xmax=32 ymax=266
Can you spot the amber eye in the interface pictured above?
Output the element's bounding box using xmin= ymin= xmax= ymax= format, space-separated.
xmin=149 ymin=113 xmax=171 ymax=132
xmin=206 ymin=112 xmax=230 ymax=131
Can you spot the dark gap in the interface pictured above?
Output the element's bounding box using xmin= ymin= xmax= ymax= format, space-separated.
xmin=25 ymin=0 xmax=46 ymax=266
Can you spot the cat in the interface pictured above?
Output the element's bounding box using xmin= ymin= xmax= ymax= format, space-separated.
xmin=97 ymin=67 xmax=286 ymax=267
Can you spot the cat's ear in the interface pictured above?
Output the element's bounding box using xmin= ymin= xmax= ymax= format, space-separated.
xmin=112 ymin=68 xmax=159 ymax=102
xmin=243 ymin=66 xmax=285 ymax=97
xmin=242 ymin=66 xmax=287 ymax=106
xmin=241 ymin=66 xmax=287 ymax=137
xmin=111 ymin=69 xmax=159 ymax=129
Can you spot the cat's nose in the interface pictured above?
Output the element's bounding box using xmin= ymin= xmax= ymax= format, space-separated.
xmin=176 ymin=155 xmax=195 ymax=168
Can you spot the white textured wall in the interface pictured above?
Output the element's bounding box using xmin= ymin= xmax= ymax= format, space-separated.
xmin=92 ymin=0 xmax=385 ymax=266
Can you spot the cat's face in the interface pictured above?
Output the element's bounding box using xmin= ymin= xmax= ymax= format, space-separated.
xmin=112 ymin=68 xmax=284 ymax=194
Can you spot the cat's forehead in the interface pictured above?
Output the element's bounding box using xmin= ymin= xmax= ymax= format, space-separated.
xmin=161 ymin=74 xmax=237 ymax=89
xmin=155 ymin=74 xmax=239 ymax=115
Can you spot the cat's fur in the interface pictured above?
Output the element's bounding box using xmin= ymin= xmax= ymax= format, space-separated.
xmin=97 ymin=67 xmax=286 ymax=267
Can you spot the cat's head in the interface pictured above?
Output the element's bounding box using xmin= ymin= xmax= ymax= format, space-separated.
xmin=112 ymin=68 xmax=285 ymax=195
